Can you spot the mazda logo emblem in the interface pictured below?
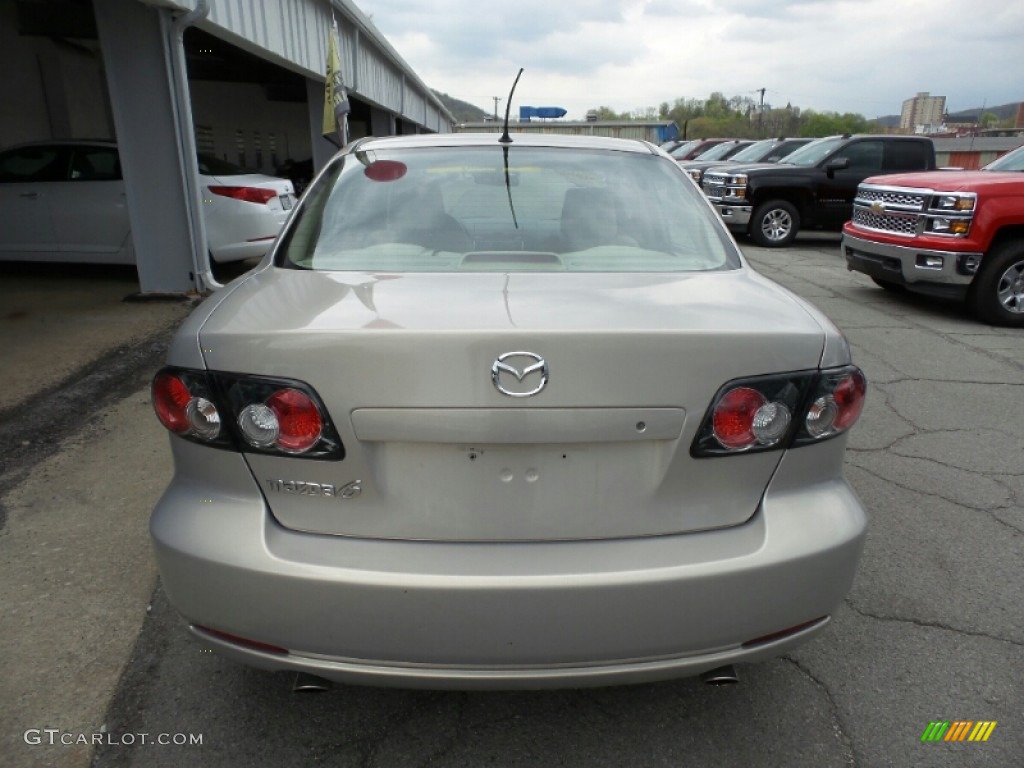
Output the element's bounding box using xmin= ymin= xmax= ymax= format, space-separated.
xmin=491 ymin=352 xmax=548 ymax=397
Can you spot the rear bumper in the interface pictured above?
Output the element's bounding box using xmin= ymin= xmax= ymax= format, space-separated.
xmin=151 ymin=441 xmax=867 ymax=689
xmin=842 ymin=231 xmax=979 ymax=299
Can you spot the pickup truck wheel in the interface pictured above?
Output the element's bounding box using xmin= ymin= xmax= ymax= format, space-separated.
xmin=750 ymin=200 xmax=799 ymax=247
xmin=968 ymin=241 xmax=1024 ymax=327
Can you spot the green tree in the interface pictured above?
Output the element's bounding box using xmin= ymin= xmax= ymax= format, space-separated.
xmin=590 ymin=105 xmax=632 ymax=120
xmin=797 ymin=110 xmax=874 ymax=137
xmin=586 ymin=93 xmax=877 ymax=139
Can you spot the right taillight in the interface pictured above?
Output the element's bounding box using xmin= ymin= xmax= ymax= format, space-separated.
xmin=151 ymin=367 xmax=343 ymax=460
xmin=692 ymin=366 xmax=866 ymax=457
xmin=793 ymin=367 xmax=866 ymax=445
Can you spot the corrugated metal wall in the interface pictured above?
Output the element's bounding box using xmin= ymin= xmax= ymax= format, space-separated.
xmin=154 ymin=0 xmax=453 ymax=133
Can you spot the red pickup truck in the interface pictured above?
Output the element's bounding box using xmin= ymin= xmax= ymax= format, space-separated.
xmin=842 ymin=143 xmax=1024 ymax=327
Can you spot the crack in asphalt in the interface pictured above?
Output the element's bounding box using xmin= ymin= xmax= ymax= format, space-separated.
xmin=780 ymin=655 xmax=858 ymax=768
xmin=845 ymin=461 xmax=1023 ymax=536
xmin=844 ymin=598 xmax=1024 ymax=648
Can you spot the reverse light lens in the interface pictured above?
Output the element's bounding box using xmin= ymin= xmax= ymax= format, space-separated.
xmin=751 ymin=401 xmax=792 ymax=445
xmin=238 ymin=403 xmax=280 ymax=447
xmin=804 ymin=395 xmax=840 ymax=438
xmin=186 ymin=397 xmax=221 ymax=440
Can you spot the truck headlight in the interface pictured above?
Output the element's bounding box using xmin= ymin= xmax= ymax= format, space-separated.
xmin=929 ymin=217 xmax=971 ymax=236
xmin=933 ymin=194 xmax=976 ymax=212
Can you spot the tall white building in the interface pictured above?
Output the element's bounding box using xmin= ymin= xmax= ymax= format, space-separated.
xmin=901 ymin=92 xmax=946 ymax=132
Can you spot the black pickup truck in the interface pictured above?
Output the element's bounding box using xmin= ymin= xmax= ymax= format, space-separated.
xmin=702 ymin=135 xmax=936 ymax=247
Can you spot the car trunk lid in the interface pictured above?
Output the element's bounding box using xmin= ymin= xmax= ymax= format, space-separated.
xmin=199 ymin=268 xmax=826 ymax=541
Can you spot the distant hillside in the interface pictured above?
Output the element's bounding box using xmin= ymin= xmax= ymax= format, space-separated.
xmin=947 ymin=102 xmax=1019 ymax=122
xmin=877 ymin=101 xmax=1020 ymax=126
xmin=432 ymin=90 xmax=488 ymax=122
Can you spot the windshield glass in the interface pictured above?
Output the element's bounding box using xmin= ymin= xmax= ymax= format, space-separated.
xmin=778 ymin=137 xmax=845 ymax=167
xmin=278 ymin=145 xmax=738 ymax=273
xmin=668 ymin=140 xmax=701 ymax=158
xmin=728 ymin=139 xmax=775 ymax=162
xmin=982 ymin=144 xmax=1024 ymax=171
xmin=693 ymin=142 xmax=745 ymax=161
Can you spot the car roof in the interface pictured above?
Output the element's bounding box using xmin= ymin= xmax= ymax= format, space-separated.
xmin=351 ymin=132 xmax=661 ymax=154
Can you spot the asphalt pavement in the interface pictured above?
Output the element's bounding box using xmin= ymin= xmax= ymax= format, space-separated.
xmin=0 ymin=242 xmax=1021 ymax=768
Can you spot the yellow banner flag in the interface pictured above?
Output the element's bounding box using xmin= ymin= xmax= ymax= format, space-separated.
xmin=323 ymin=27 xmax=350 ymax=144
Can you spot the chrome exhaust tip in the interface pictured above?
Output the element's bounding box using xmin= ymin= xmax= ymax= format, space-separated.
xmin=700 ymin=665 xmax=739 ymax=686
xmin=292 ymin=672 xmax=333 ymax=692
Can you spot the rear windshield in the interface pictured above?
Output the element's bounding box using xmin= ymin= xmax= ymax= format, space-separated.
xmin=197 ymin=154 xmax=249 ymax=176
xmin=278 ymin=145 xmax=738 ymax=273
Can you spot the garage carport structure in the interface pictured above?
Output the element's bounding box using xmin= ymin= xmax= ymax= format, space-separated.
xmin=3 ymin=0 xmax=455 ymax=294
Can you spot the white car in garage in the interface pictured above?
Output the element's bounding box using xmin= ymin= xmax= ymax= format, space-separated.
xmin=0 ymin=140 xmax=295 ymax=265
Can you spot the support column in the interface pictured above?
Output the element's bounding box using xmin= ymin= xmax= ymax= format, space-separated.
xmin=93 ymin=0 xmax=198 ymax=294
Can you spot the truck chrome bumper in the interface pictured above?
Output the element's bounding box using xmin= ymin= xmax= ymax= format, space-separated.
xmin=842 ymin=232 xmax=980 ymax=298
xmin=711 ymin=203 xmax=752 ymax=228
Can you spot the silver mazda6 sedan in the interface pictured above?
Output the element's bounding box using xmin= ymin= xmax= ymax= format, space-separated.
xmin=150 ymin=132 xmax=868 ymax=689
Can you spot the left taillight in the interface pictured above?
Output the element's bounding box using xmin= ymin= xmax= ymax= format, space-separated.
xmin=151 ymin=367 xmax=343 ymax=460
xmin=692 ymin=365 xmax=866 ymax=457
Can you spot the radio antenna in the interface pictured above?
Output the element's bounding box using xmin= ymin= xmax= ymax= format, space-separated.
xmin=498 ymin=68 xmax=524 ymax=144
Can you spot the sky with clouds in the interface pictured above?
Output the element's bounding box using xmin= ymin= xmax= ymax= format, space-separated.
xmin=356 ymin=0 xmax=1023 ymax=121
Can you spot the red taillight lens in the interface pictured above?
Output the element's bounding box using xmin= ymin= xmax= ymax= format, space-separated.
xmin=208 ymin=185 xmax=277 ymax=205
xmin=713 ymin=387 xmax=766 ymax=449
xmin=833 ymin=371 xmax=866 ymax=430
xmin=152 ymin=373 xmax=192 ymax=434
xmin=266 ymin=388 xmax=323 ymax=453
xmin=152 ymin=371 xmax=222 ymax=441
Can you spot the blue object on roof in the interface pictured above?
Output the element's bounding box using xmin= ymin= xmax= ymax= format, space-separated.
xmin=519 ymin=106 xmax=568 ymax=122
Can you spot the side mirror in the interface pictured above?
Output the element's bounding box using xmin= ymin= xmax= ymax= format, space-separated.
xmin=825 ymin=157 xmax=850 ymax=178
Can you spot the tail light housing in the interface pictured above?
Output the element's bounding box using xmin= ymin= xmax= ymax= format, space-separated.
xmin=692 ymin=366 xmax=866 ymax=457
xmin=151 ymin=367 xmax=344 ymax=460
xmin=208 ymin=185 xmax=278 ymax=205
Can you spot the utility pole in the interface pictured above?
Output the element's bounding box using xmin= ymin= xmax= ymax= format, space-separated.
xmin=757 ymin=87 xmax=766 ymax=137
xmin=493 ymin=97 xmax=502 ymax=121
